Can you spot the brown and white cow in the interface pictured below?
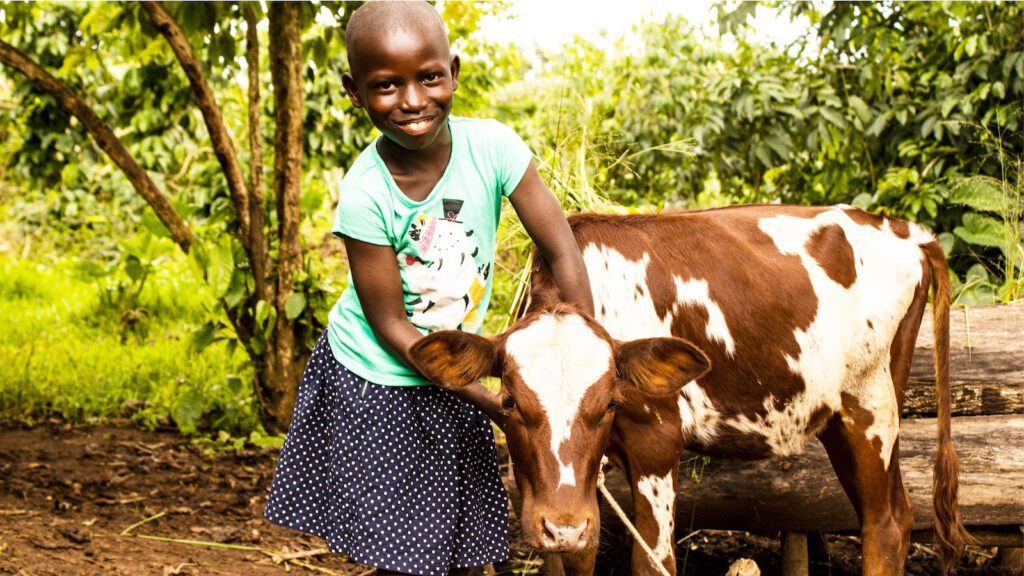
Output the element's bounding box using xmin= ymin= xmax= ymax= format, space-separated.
xmin=409 ymin=205 xmax=970 ymax=576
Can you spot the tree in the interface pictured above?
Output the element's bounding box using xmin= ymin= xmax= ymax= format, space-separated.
xmin=0 ymin=2 xmax=313 ymax=432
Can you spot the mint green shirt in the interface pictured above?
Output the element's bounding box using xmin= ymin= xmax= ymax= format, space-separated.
xmin=327 ymin=116 xmax=533 ymax=386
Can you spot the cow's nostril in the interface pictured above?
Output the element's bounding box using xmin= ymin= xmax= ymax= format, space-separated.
xmin=542 ymin=518 xmax=589 ymax=549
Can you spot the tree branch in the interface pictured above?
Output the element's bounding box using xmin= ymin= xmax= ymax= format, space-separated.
xmin=0 ymin=39 xmax=194 ymax=252
xmin=140 ymin=1 xmax=252 ymax=253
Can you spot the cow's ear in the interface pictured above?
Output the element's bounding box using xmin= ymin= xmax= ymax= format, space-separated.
xmin=409 ymin=331 xmax=498 ymax=390
xmin=615 ymin=337 xmax=710 ymax=396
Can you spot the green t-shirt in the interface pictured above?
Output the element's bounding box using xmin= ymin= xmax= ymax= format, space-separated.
xmin=327 ymin=116 xmax=533 ymax=386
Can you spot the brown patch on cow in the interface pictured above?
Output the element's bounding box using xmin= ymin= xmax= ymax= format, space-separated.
xmin=805 ymin=223 xmax=857 ymax=288
xmin=866 ymin=319 xmax=873 ymax=330
xmin=842 ymin=207 xmax=912 ymax=239
xmin=887 ymin=217 xmax=911 ymax=239
xmin=567 ymin=206 xmax=825 ymax=422
xmin=888 ymin=260 xmax=930 ymax=413
xmin=805 ymin=404 xmax=836 ymax=437
xmin=842 ymin=207 xmax=885 ymax=230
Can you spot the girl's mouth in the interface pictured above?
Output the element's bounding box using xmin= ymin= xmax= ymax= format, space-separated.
xmin=395 ymin=116 xmax=436 ymax=136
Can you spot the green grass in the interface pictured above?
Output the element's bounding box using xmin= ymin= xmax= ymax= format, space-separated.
xmin=0 ymin=255 xmax=261 ymax=435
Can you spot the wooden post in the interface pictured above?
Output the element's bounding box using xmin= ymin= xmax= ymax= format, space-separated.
xmin=781 ymin=532 xmax=809 ymax=576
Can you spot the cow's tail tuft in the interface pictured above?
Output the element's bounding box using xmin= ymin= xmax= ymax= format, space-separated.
xmin=921 ymin=239 xmax=974 ymax=573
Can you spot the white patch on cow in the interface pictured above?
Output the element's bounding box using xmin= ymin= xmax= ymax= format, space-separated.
xmin=582 ymin=244 xmax=674 ymax=340
xmin=505 ymin=313 xmax=613 ymax=487
xmin=756 ymin=207 xmax=927 ymax=466
xmin=559 ymin=464 xmax=575 ymax=486
xmin=724 ymin=393 xmax=829 ymax=456
xmin=636 ymin=471 xmax=675 ymax=564
xmin=678 ymin=382 xmax=720 ymax=444
xmin=674 ymin=277 xmax=736 ymax=356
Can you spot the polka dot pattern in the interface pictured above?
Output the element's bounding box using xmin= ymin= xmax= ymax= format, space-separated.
xmin=264 ymin=336 xmax=509 ymax=576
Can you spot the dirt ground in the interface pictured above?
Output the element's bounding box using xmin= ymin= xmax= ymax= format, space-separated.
xmin=0 ymin=424 xmax=1017 ymax=576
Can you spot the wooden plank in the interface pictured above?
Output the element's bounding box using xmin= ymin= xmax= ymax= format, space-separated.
xmin=597 ymin=415 xmax=1024 ymax=533
xmin=904 ymin=302 xmax=1024 ymax=418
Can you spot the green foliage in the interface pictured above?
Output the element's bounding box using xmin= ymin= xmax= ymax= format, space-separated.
xmin=0 ymin=0 xmax=1020 ymax=435
xmin=489 ymin=2 xmax=1022 ymax=305
xmin=0 ymin=255 xmax=260 ymax=435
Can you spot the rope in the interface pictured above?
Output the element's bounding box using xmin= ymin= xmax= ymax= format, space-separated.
xmin=596 ymin=457 xmax=673 ymax=576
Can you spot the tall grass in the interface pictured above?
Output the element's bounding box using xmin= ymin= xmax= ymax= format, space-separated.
xmin=0 ymin=255 xmax=260 ymax=434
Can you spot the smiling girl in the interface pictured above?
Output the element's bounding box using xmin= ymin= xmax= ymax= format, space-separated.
xmin=262 ymin=3 xmax=592 ymax=576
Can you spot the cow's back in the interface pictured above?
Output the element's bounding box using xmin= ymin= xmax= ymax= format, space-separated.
xmin=545 ymin=205 xmax=935 ymax=459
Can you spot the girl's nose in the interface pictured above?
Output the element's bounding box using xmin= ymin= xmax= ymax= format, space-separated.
xmin=400 ymin=85 xmax=428 ymax=111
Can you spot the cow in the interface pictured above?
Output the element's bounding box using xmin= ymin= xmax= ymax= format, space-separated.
xmin=408 ymin=205 xmax=971 ymax=576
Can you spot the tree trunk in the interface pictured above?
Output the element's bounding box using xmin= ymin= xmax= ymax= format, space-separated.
xmin=244 ymin=3 xmax=270 ymax=308
xmin=140 ymin=1 xmax=252 ymax=251
xmin=0 ymin=39 xmax=194 ymax=252
xmin=264 ymin=2 xmax=306 ymax=433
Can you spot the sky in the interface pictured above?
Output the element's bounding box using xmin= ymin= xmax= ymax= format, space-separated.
xmin=476 ymin=1 xmax=815 ymax=60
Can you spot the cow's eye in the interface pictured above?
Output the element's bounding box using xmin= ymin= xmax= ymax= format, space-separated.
xmin=500 ymin=395 xmax=516 ymax=414
xmin=606 ymin=398 xmax=620 ymax=411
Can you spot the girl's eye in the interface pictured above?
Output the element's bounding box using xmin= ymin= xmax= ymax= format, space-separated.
xmin=375 ymin=81 xmax=394 ymax=90
xmin=424 ymin=72 xmax=442 ymax=82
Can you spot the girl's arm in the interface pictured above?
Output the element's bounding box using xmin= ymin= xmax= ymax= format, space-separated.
xmin=508 ymin=161 xmax=595 ymax=315
xmin=343 ymin=236 xmax=506 ymax=428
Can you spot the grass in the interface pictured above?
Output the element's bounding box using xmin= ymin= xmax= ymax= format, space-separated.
xmin=0 ymin=254 xmax=261 ymax=435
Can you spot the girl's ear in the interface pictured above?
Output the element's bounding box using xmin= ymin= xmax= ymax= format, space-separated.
xmin=450 ymin=54 xmax=461 ymax=92
xmin=342 ymin=72 xmax=364 ymax=108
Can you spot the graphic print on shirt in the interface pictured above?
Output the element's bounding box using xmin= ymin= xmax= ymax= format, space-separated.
xmin=400 ymin=198 xmax=490 ymax=333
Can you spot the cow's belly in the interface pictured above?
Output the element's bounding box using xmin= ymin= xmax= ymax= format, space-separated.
xmin=676 ymin=378 xmax=843 ymax=459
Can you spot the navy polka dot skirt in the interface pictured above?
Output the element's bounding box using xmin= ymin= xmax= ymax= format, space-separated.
xmin=264 ymin=336 xmax=509 ymax=576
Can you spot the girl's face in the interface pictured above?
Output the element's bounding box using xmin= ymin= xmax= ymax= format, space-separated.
xmin=343 ymin=27 xmax=460 ymax=153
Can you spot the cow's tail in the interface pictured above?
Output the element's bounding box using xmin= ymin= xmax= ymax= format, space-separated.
xmin=921 ymin=239 xmax=973 ymax=573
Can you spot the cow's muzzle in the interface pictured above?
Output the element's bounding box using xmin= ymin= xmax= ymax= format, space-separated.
xmin=539 ymin=516 xmax=591 ymax=552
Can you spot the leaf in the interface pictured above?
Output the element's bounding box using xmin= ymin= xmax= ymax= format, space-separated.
xmin=866 ymin=112 xmax=889 ymax=137
xmin=255 ymin=299 xmax=270 ymax=327
xmin=223 ymin=270 xmax=247 ymax=309
xmin=206 ymin=239 xmax=234 ymax=297
xmin=173 ymin=388 xmax=204 ymax=434
xmin=940 ymin=98 xmax=957 ymax=118
xmin=818 ymin=106 xmax=847 ymax=129
xmin=284 ymin=292 xmax=307 ymax=320
xmin=851 ymin=193 xmax=874 ymax=210
xmin=847 ymin=95 xmax=870 ymax=123
xmin=953 ymin=212 xmax=1006 ymax=248
xmin=950 ymin=176 xmax=1013 ymax=215
xmin=938 ymin=232 xmax=956 ymax=256
xmin=248 ymin=430 xmax=284 ymax=449
xmin=190 ymin=322 xmax=218 ymax=355
xmin=121 ymin=255 xmax=144 ymax=282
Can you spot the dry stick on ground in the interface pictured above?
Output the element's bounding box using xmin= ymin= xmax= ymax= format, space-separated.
xmin=118 ymin=511 xmax=343 ymax=575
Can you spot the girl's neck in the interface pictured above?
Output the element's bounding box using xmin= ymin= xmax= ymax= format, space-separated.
xmin=377 ymin=124 xmax=453 ymax=176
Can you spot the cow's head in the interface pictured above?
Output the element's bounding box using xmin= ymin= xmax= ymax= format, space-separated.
xmin=409 ymin=305 xmax=710 ymax=553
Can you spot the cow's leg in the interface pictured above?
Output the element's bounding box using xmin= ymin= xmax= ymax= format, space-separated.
xmin=625 ymin=458 xmax=679 ymax=576
xmin=819 ymin=385 xmax=912 ymax=576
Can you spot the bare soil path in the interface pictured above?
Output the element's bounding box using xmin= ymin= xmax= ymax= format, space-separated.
xmin=0 ymin=424 xmax=1015 ymax=575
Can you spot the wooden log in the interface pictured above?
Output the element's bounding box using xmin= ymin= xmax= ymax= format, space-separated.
xmin=598 ymin=415 xmax=1024 ymax=535
xmin=904 ymin=302 xmax=1024 ymax=418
